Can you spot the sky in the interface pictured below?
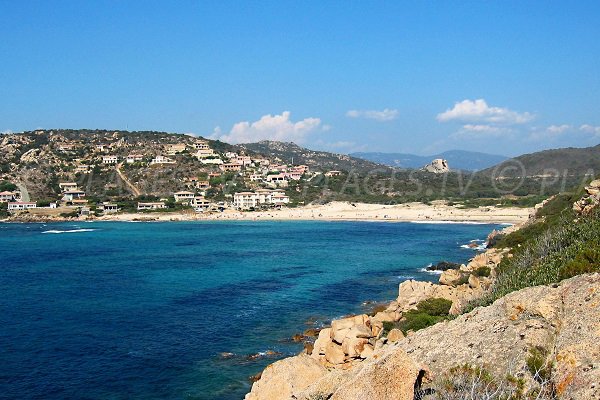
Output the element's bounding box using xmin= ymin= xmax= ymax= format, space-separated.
xmin=1 ymin=1 xmax=599 ymax=157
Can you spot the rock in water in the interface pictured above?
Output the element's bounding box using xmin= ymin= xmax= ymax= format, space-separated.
xmin=422 ymin=158 xmax=449 ymax=173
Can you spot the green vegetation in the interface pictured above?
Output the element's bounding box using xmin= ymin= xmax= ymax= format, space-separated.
xmin=474 ymin=266 xmax=491 ymax=277
xmin=384 ymin=298 xmax=452 ymax=335
xmin=0 ymin=202 xmax=8 ymax=218
xmin=526 ymin=346 xmax=554 ymax=384
xmin=0 ymin=180 xmax=17 ymax=192
xmin=467 ymin=187 xmax=600 ymax=311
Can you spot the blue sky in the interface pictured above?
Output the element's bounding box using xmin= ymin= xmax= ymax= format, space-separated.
xmin=1 ymin=1 xmax=599 ymax=156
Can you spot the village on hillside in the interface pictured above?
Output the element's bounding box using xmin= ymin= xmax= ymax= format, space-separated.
xmin=0 ymin=130 xmax=344 ymax=219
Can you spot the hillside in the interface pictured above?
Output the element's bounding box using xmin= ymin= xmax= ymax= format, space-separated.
xmin=239 ymin=141 xmax=393 ymax=174
xmin=480 ymin=144 xmax=600 ymax=177
xmin=352 ymin=150 xmax=508 ymax=171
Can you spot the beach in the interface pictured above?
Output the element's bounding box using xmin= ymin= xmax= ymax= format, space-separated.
xmin=97 ymin=201 xmax=532 ymax=224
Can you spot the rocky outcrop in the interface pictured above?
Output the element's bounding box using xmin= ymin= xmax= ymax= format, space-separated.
xmin=243 ymin=355 xmax=327 ymax=400
xmin=293 ymin=274 xmax=600 ymax=400
xmin=573 ymin=179 xmax=600 ymax=214
xmin=422 ymin=159 xmax=449 ymax=173
xmin=311 ymin=314 xmax=382 ymax=367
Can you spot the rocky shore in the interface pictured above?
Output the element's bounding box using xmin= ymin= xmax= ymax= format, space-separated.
xmin=244 ymin=219 xmax=600 ymax=399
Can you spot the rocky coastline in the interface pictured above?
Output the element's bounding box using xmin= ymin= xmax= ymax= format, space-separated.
xmin=243 ymin=216 xmax=600 ymax=400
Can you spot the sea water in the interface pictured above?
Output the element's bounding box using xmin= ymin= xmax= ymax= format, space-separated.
xmin=0 ymin=220 xmax=502 ymax=399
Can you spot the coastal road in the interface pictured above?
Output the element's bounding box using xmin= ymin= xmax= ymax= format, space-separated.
xmin=116 ymin=163 xmax=142 ymax=197
xmin=16 ymin=182 xmax=30 ymax=202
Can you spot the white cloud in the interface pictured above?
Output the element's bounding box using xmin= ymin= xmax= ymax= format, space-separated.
xmin=210 ymin=111 xmax=322 ymax=144
xmin=437 ymin=99 xmax=534 ymax=125
xmin=546 ymin=124 xmax=571 ymax=134
xmin=580 ymin=124 xmax=600 ymax=136
xmin=346 ymin=108 xmax=399 ymax=121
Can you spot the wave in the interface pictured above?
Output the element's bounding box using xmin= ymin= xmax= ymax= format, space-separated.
xmin=42 ymin=228 xmax=98 ymax=234
xmin=460 ymin=240 xmax=487 ymax=251
xmin=419 ymin=267 xmax=443 ymax=275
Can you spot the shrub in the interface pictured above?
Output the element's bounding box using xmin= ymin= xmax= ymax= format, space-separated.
xmin=397 ymin=312 xmax=442 ymax=333
xmin=558 ymin=248 xmax=600 ymax=280
xmin=415 ymin=298 xmax=452 ymax=316
xmin=474 ymin=266 xmax=491 ymax=277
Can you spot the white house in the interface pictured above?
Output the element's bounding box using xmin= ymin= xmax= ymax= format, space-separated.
xmin=173 ymin=191 xmax=195 ymax=203
xmin=191 ymin=196 xmax=211 ymax=211
xmin=126 ymin=154 xmax=144 ymax=164
xmin=99 ymin=202 xmax=119 ymax=213
xmin=200 ymin=158 xmax=223 ymax=165
xmin=8 ymin=202 xmax=37 ymax=211
xmin=194 ymin=141 xmax=210 ymax=150
xmin=195 ymin=148 xmax=216 ymax=159
xmin=63 ymin=190 xmax=86 ymax=201
xmin=0 ymin=191 xmax=17 ymax=202
xmin=167 ymin=144 xmax=187 ymax=155
xmin=59 ymin=182 xmax=79 ymax=192
xmin=150 ymin=155 xmax=176 ymax=165
xmin=271 ymin=193 xmax=290 ymax=206
xmin=137 ymin=202 xmax=167 ymax=210
xmin=102 ymin=155 xmax=118 ymax=164
xmin=233 ymin=192 xmax=259 ymax=210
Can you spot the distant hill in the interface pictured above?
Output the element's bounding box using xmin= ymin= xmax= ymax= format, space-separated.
xmin=480 ymin=144 xmax=600 ymax=177
xmin=238 ymin=141 xmax=392 ymax=173
xmin=351 ymin=150 xmax=508 ymax=171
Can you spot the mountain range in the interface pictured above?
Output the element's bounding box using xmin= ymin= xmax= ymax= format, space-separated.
xmin=351 ymin=150 xmax=509 ymax=171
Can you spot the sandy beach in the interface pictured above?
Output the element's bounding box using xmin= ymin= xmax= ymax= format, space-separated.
xmin=97 ymin=201 xmax=532 ymax=224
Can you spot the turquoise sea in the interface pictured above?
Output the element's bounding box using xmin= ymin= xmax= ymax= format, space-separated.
xmin=0 ymin=220 xmax=502 ymax=399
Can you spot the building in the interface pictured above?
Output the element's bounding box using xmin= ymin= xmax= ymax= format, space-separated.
xmin=233 ymin=189 xmax=290 ymax=210
xmin=7 ymin=202 xmax=37 ymax=211
xmin=173 ymin=191 xmax=195 ymax=203
xmin=219 ymin=163 xmax=243 ymax=172
xmin=59 ymin=182 xmax=79 ymax=192
xmin=126 ymin=154 xmax=144 ymax=164
xmin=102 ymin=155 xmax=118 ymax=164
xmin=75 ymin=165 xmax=91 ymax=174
xmin=99 ymin=203 xmax=119 ymax=213
xmin=266 ymin=173 xmax=288 ymax=185
xmin=63 ymin=190 xmax=86 ymax=201
xmin=271 ymin=192 xmax=290 ymax=206
xmin=137 ymin=202 xmax=166 ymax=211
xmin=194 ymin=141 xmax=210 ymax=150
xmin=233 ymin=192 xmax=259 ymax=210
xmin=235 ymin=156 xmax=252 ymax=166
xmin=249 ymin=174 xmax=264 ymax=182
xmin=325 ymin=170 xmax=342 ymax=177
xmin=200 ymin=158 xmax=223 ymax=165
xmin=150 ymin=155 xmax=176 ymax=165
xmin=191 ymin=196 xmax=210 ymax=211
xmin=167 ymin=144 xmax=187 ymax=155
xmin=0 ymin=191 xmax=17 ymax=202
xmin=195 ymin=148 xmax=216 ymax=159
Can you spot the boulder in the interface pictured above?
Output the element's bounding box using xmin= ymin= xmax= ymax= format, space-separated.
xmin=244 ymin=355 xmax=328 ymax=400
xmin=311 ymin=328 xmax=331 ymax=358
xmin=387 ymin=328 xmax=404 ymax=343
xmin=328 ymin=348 xmax=420 ymax=400
xmin=341 ymin=337 xmax=369 ymax=358
xmin=439 ymin=269 xmax=464 ymax=286
xmin=427 ymin=261 xmax=461 ymax=271
xmin=325 ymin=340 xmax=345 ymax=364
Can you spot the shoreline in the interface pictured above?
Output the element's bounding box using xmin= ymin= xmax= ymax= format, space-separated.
xmin=2 ymin=201 xmax=530 ymax=224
